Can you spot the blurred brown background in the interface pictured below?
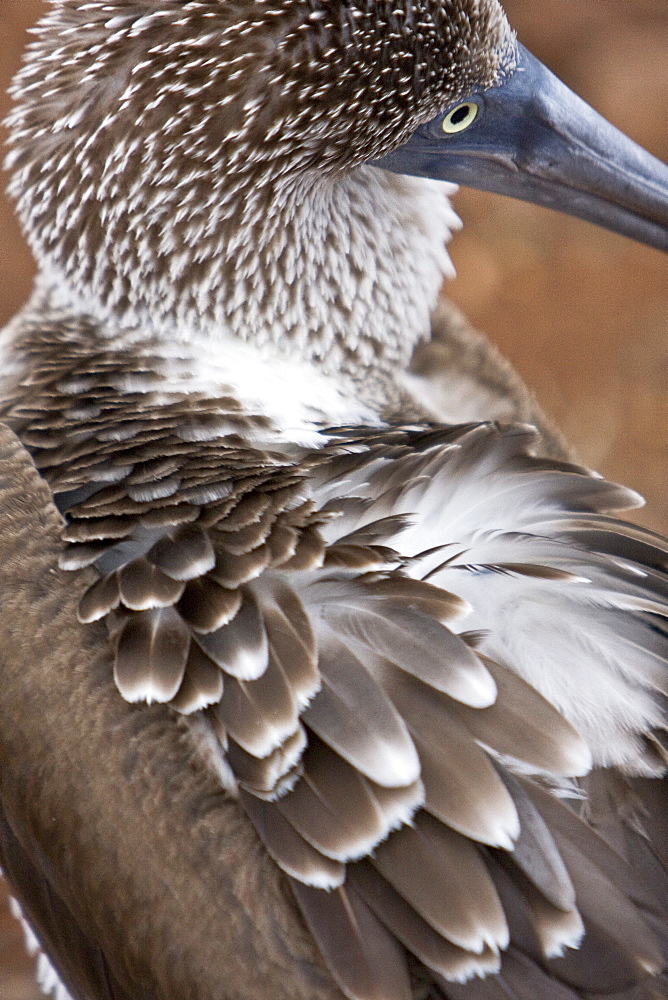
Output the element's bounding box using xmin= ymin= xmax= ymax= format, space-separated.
xmin=0 ymin=1 xmax=666 ymax=996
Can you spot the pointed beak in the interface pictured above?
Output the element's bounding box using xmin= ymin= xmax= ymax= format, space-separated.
xmin=373 ymin=45 xmax=668 ymax=253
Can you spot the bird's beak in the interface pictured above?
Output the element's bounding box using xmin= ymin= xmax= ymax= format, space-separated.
xmin=372 ymin=44 xmax=668 ymax=253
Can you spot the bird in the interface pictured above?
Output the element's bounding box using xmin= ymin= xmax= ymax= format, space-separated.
xmin=0 ymin=1 xmax=666 ymax=999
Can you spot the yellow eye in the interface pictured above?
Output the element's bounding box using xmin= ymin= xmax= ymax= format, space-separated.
xmin=442 ymin=101 xmax=479 ymax=134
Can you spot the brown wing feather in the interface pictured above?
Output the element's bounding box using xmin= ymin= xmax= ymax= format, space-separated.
xmin=304 ymin=637 xmax=420 ymax=789
xmin=239 ymin=790 xmax=345 ymax=889
xmin=275 ymin=737 xmax=421 ymax=863
xmin=3 ymin=336 xmax=668 ymax=999
xmin=114 ymin=607 xmax=190 ymax=703
xmin=288 ymin=879 xmax=413 ymax=1000
xmin=386 ymin=665 xmax=520 ymax=848
xmin=350 ymin=861 xmax=502 ymax=983
xmin=437 ymin=948 xmax=583 ymax=1000
xmin=371 ymin=811 xmax=509 ymax=954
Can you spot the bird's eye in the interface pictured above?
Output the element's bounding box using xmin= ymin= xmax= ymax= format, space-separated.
xmin=442 ymin=101 xmax=479 ymax=134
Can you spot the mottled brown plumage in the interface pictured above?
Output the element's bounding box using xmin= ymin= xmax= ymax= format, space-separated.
xmin=1 ymin=1 xmax=667 ymax=999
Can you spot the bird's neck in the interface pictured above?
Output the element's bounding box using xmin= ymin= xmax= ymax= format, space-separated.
xmin=29 ymin=167 xmax=458 ymax=418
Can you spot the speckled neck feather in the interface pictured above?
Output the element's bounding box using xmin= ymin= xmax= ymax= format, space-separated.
xmin=6 ymin=0 xmax=514 ymax=390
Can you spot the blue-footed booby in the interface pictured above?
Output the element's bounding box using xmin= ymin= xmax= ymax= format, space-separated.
xmin=0 ymin=2 xmax=667 ymax=999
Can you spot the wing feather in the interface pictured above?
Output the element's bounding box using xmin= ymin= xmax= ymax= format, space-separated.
xmin=118 ymin=558 xmax=185 ymax=611
xmin=451 ymin=659 xmax=592 ymax=777
xmin=240 ymin=790 xmax=345 ymax=889
xmin=196 ymin=588 xmax=268 ymax=680
xmin=10 ymin=354 xmax=667 ymax=1000
xmin=386 ymin=667 xmax=520 ymax=848
xmin=275 ymin=739 xmax=422 ymax=863
xmin=146 ymin=524 xmax=215 ymax=580
xmin=371 ymin=812 xmax=509 ymax=954
xmin=319 ymin=589 xmax=496 ymax=709
xmin=169 ymin=643 xmax=224 ymax=714
xmin=289 ymin=879 xmax=413 ymax=1000
xmin=114 ymin=607 xmax=190 ymax=703
xmin=178 ymin=577 xmax=242 ymax=633
xmin=350 ymin=862 xmax=502 ymax=983
xmin=213 ymin=648 xmax=298 ymax=757
xmin=304 ymin=636 xmax=420 ymax=789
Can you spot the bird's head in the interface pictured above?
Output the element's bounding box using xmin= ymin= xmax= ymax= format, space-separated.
xmin=8 ymin=1 xmax=516 ymax=183
xmin=5 ymin=1 xmax=666 ymax=380
xmin=4 ymin=2 xmax=511 ymax=366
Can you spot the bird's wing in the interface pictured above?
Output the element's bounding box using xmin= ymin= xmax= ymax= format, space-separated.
xmin=1 ymin=334 xmax=667 ymax=999
xmin=0 ymin=419 xmax=345 ymax=1000
xmin=0 ymin=422 xmax=143 ymax=1000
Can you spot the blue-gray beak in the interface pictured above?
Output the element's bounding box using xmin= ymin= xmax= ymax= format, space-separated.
xmin=373 ymin=45 xmax=668 ymax=252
